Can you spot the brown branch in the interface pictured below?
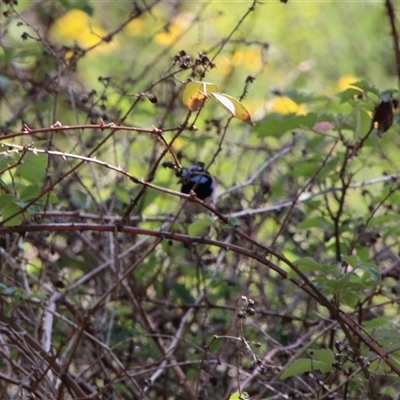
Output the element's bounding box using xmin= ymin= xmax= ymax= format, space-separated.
xmin=0 ymin=221 xmax=399 ymax=382
xmin=386 ymin=0 xmax=400 ymax=85
xmin=211 ymin=0 xmax=259 ymax=62
xmin=0 ymin=314 xmax=87 ymax=398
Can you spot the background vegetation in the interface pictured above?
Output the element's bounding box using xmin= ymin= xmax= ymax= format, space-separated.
xmin=1 ymin=0 xmax=400 ymax=399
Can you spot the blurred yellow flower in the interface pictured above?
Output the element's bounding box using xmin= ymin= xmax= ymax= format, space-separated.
xmin=269 ymin=96 xmax=306 ymax=115
xmin=52 ymin=9 xmax=116 ymax=52
xmin=172 ymin=137 xmax=187 ymax=151
xmin=53 ymin=9 xmax=89 ymax=39
xmin=125 ymin=18 xmax=145 ymax=36
xmin=217 ymin=55 xmax=234 ymax=75
xmin=241 ymin=48 xmax=262 ymax=71
xmin=79 ymin=26 xmax=115 ymax=52
xmin=338 ymin=75 xmax=359 ymax=91
xmin=231 ymin=50 xmax=243 ymax=66
xmin=218 ymin=48 xmax=262 ymax=75
xmin=155 ymin=14 xmax=191 ymax=46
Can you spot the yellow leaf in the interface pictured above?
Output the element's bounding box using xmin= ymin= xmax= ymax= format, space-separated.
xmin=210 ymin=92 xmax=254 ymax=125
xmin=182 ymin=82 xmax=254 ymax=125
xmin=182 ymin=81 xmax=218 ymax=111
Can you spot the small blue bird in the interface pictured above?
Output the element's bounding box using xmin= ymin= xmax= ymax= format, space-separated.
xmin=178 ymin=163 xmax=216 ymax=214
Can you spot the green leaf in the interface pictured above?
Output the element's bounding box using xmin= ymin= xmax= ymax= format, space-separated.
xmin=46 ymin=191 xmax=59 ymax=204
xmin=342 ymin=255 xmax=358 ymax=268
xmin=350 ymin=80 xmax=380 ymax=96
xmin=298 ymin=216 xmax=332 ymax=230
xmin=277 ymin=89 xmax=315 ymax=104
xmin=310 ymin=349 xmax=335 ymax=372
xmin=357 ymin=261 xmax=381 ymax=284
xmin=318 ymin=274 xmax=352 ymax=290
xmin=209 ymin=92 xmax=254 ymax=125
xmin=363 ymin=316 xmax=390 ymax=330
xmin=338 ymin=88 xmax=363 ymax=104
xmin=288 ymin=257 xmax=321 ymax=279
xmin=281 ymin=349 xmax=334 ymax=379
xmin=19 ymin=152 xmax=48 ymax=183
xmin=281 ymin=359 xmax=315 ymax=379
xmin=290 ymin=160 xmax=319 ymax=178
xmin=355 ymin=109 xmax=372 ymax=137
xmin=0 ymin=47 xmax=14 ymax=63
xmin=368 ymin=213 xmax=400 ymax=227
xmin=0 ymin=153 xmax=18 ymax=171
xmin=188 ymin=217 xmax=214 ymax=237
xmin=257 ymin=112 xmax=318 ymax=137
xmin=355 ymin=246 xmax=369 ymax=262
xmin=19 ymin=184 xmax=42 ymax=201
xmin=295 ymin=257 xmax=321 ymax=271
xmin=343 ymin=291 xmax=358 ymax=307
xmin=171 ymin=283 xmax=195 ymax=304
xmin=0 ymin=194 xmax=14 ymax=208
xmin=342 ymin=255 xmax=381 ymax=284
xmin=2 ymin=201 xmax=21 ymax=226
xmin=227 ymin=216 xmax=240 ymax=227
